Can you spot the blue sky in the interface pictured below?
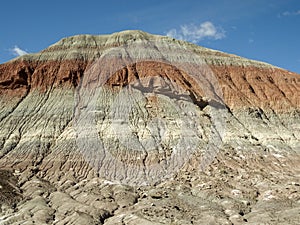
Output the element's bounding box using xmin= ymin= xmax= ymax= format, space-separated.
xmin=1 ymin=0 xmax=300 ymax=73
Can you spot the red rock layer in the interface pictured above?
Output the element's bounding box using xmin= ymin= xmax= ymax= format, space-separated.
xmin=0 ymin=60 xmax=88 ymax=99
xmin=211 ymin=66 xmax=300 ymax=111
xmin=0 ymin=59 xmax=299 ymax=112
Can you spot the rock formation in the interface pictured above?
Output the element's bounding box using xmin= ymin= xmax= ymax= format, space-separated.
xmin=0 ymin=30 xmax=299 ymax=224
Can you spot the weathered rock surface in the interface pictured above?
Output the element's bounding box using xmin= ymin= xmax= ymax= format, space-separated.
xmin=0 ymin=30 xmax=299 ymax=224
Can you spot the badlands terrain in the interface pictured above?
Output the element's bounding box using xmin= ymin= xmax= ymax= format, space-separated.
xmin=0 ymin=30 xmax=299 ymax=224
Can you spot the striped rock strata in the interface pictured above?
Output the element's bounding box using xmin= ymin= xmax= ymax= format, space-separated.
xmin=0 ymin=30 xmax=299 ymax=225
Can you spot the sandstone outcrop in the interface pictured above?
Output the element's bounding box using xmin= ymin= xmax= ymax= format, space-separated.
xmin=0 ymin=30 xmax=299 ymax=224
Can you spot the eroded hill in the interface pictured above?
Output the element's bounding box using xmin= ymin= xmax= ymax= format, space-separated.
xmin=0 ymin=30 xmax=299 ymax=225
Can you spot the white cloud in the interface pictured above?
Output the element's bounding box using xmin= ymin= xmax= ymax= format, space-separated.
xmin=281 ymin=10 xmax=300 ymax=16
xmin=11 ymin=46 xmax=28 ymax=56
xmin=166 ymin=21 xmax=225 ymax=43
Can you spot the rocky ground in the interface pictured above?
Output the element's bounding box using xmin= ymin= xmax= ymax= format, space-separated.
xmin=0 ymin=145 xmax=299 ymax=225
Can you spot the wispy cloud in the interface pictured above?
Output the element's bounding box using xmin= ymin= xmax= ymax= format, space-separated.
xmin=248 ymin=38 xmax=254 ymax=44
xmin=166 ymin=21 xmax=225 ymax=43
xmin=11 ymin=46 xmax=28 ymax=56
xmin=280 ymin=10 xmax=300 ymax=17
